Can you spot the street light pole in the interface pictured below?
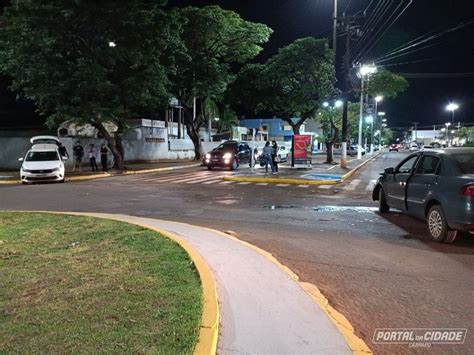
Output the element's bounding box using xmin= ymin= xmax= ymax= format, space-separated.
xmin=333 ymin=0 xmax=338 ymax=60
xmin=357 ymin=76 xmax=365 ymax=159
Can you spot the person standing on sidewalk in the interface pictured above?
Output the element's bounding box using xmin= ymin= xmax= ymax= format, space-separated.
xmin=88 ymin=144 xmax=98 ymax=172
xmin=100 ymin=143 xmax=109 ymax=172
xmin=271 ymin=140 xmax=279 ymax=173
xmin=262 ymin=141 xmax=274 ymax=174
xmin=72 ymin=141 xmax=84 ymax=172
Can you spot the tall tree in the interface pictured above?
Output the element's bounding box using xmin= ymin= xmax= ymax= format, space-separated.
xmin=257 ymin=38 xmax=335 ymax=134
xmin=171 ymin=5 xmax=272 ymax=159
xmin=365 ymin=69 xmax=409 ymax=98
xmin=0 ymin=0 xmax=178 ymax=170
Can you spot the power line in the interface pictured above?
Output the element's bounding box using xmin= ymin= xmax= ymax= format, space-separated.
xmin=376 ymin=42 xmax=440 ymax=64
xmin=397 ymin=72 xmax=474 ymax=78
xmin=380 ymin=58 xmax=439 ymax=67
xmin=354 ymin=0 xmax=414 ymax=63
xmin=373 ymin=17 xmax=474 ymax=63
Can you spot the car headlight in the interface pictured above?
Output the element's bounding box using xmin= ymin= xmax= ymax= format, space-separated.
xmin=205 ymin=153 xmax=211 ymax=159
xmin=21 ymin=168 xmax=31 ymax=173
xmin=223 ymin=153 xmax=232 ymax=159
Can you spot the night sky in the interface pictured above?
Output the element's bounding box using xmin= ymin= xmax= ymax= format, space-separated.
xmin=1 ymin=0 xmax=474 ymax=131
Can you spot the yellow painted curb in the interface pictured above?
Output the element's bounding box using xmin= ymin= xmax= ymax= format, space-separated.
xmin=223 ymin=176 xmax=339 ymax=185
xmin=123 ymin=163 xmax=201 ymax=175
xmin=199 ymin=226 xmax=372 ymax=355
xmin=4 ymin=211 xmax=219 ymax=355
xmin=224 ymin=152 xmax=382 ymax=186
xmin=0 ymin=180 xmax=20 ymax=185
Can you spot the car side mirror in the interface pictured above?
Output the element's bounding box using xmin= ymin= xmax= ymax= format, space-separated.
xmin=62 ymin=156 xmax=68 ymax=161
xmin=18 ymin=157 xmax=24 ymax=162
xmin=384 ymin=167 xmax=394 ymax=174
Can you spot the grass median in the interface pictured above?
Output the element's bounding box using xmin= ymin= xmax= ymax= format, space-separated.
xmin=0 ymin=212 xmax=202 ymax=353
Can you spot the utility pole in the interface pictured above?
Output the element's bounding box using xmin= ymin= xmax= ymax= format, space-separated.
xmin=413 ymin=121 xmax=419 ymax=143
xmin=332 ymin=0 xmax=338 ymax=59
xmin=341 ymin=17 xmax=352 ymax=168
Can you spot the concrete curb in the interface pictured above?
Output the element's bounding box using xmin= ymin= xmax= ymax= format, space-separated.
xmin=0 ymin=163 xmax=201 ymax=185
xmin=4 ymin=211 xmax=220 ymax=355
xmin=223 ymin=152 xmax=383 ymax=186
xmin=199 ymin=226 xmax=372 ymax=354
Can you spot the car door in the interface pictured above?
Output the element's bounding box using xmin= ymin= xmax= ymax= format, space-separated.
xmin=237 ymin=143 xmax=250 ymax=163
xmin=406 ymin=154 xmax=441 ymax=219
xmin=385 ymin=154 xmax=420 ymax=211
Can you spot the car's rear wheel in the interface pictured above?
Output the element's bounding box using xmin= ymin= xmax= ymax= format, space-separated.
xmin=230 ymin=159 xmax=238 ymax=171
xmin=427 ymin=205 xmax=457 ymax=243
xmin=378 ymin=188 xmax=390 ymax=213
xmin=207 ymin=166 xmax=213 ymax=171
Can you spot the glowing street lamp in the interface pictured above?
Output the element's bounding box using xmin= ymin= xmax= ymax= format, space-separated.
xmin=334 ymin=100 xmax=343 ymax=108
xmin=108 ymin=41 xmax=116 ymax=47
xmin=357 ymin=64 xmax=377 ymax=159
xmin=323 ymin=101 xmax=330 ymax=108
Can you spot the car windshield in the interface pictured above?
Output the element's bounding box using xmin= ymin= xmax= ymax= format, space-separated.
xmin=25 ymin=151 xmax=59 ymax=161
xmin=452 ymin=153 xmax=474 ymax=174
xmin=215 ymin=142 xmax=237 ymax=151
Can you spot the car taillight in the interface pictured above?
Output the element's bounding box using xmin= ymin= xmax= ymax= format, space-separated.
xmin=461 ymin=184 xmax=474 ymax=196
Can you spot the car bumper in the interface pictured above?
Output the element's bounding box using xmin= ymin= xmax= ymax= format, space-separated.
xmin=21 ymin=171 xmax=64 ymax=183
xmin=204 ymin=159 xmax=231 ymax=167
xmin=447 ymin=205 xmax=474 ymax=233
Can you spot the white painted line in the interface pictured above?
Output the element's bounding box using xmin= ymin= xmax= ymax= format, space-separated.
xmin=344 ymin=179 xmax=361 ymax=190
xmin=169 ymin=173 xmax=218 ymax=183
xmin=298 ymin=185 xmax=309 ymax=188
xmin=136 ymin=171 xmax=209 ymax=183
xmin=276 ymin=184 xmax=289 ymax=187
xmin=318 ymin=185 xmax=332 ymax=189
xmin=237 ymin=182 xmax=252 ymax=185
xmin=256 ymin=183 xmax=268 ymax=186
xmin=365 ymin=179 xmax=377 ymax=191
xmin=219 ymin=181 xmax=235 ymax=185
xmin=327 ymin=165 xmax=337 ymax=170
xmin=185 ymin=175 xmax=226 ymax=184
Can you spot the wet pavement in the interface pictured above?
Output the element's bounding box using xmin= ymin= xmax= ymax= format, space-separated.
xmin=1 ymin=150 xmax=473 ymax=354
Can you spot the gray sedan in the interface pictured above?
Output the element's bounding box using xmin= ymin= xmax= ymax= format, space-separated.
xmin=373 ymin=148 xmax=474 ymax=243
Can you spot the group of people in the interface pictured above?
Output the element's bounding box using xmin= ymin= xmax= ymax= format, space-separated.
xmin=72 ymin=141 xmax=110 ymax=172
xmin=261 ymin=140 xmax=279 ymax=174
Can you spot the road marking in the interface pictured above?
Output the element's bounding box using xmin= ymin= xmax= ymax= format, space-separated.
xmin=169 ymin=173 xmax=220 ymax=183
xmin=136 ymin=171 xmax=209 ymax=183
xmin=185 ymin=175 xmax=226 ymax=184
xmin=298 ymin=185 xmax=309 ymax=188
xmin=365 ymin=180 xmax=377 ymax=191
xmin=256 ymin=183 xmax=268 ymax=186
xmin=219 ymin=181 xmax=235 ymax=185
xmin=237 ymin=182 xmax=251 ymax=185
xmin=344 ymin=179 xmax=361 ymax=190
xmin=318 ymin=185 xmax=332 ymax=189
xmin=276 ymin=184 xmax=289 ymax=187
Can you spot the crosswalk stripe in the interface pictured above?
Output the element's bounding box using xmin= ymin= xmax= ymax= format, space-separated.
xmin=344 ymin=179 xmax=361 ymax=190
xmin=136 ymin=171 xmax=209 ymax=183
xmin=219 ymin=181 xmax=235 ymax=185
xmin=185 ymin=175 xmax=226 ymax=184
xmin=256 ymin=183 xmax=268 ymax=186
xmin=276 ymin=184 xmax=289 ymax=187
xmin=237 ymin=182 xmax=251 ymax=185
xmin=298 ymin=185 xmax=309 ymax=188
xmin=365 ymin=180 xmax=377 ymax=191
xmin=168 ymin=173 xmax=220 ymax=183
xmin=318 ymin=185 xmax=332 ymax=189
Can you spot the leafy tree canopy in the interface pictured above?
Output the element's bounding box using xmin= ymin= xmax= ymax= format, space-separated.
xmin=0 ymin=0 xmax=179 ymax=169
xmin=366 ymin=69 xmax=409 ymax=98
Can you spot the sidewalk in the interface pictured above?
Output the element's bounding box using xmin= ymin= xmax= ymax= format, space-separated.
xmin=224 ymin=151 xmax=382 ymax=185
xmin=71 ymin=212 xmax=369 ymax=354
xmin=0 ymin=160 xmax=200 ymax=184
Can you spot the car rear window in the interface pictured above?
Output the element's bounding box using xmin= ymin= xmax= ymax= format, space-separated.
xmin=453 ymin=153 xmax=474 ymax=174
xmin=26 ymin=151 xmax=59 ymax=161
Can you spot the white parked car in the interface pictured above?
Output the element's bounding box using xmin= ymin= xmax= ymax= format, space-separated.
xmin=409 ymin=143 xmax=419 ymax=151
xmin=277 ymin=145 xmax=289 ymax=162
xmin=19 ymin=136 xmax=66 ymax=184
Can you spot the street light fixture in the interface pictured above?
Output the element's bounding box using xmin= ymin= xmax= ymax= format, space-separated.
xmin=445 ymin=122 xmax=452 ymax=146
xmin=334 ymin=100 xmax=343 ymax=108
xmin=108 ymin=41 xmax=116 ymax=47
xmin=375 ymin=95 xmax=383 ymax=103
xmin=357 ymin=64 xmax=377 ymax=159
xmin=323 ymin=101 xmax=330 ymax=108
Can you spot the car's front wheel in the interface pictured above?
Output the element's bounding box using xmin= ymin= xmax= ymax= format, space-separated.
xmin=427 ymin=205 xmax=457 ymax=243
xmin=378 ymin=188 xmax=390 ymax=213
xmin=230 ymin=159 xmax=238 ymax=171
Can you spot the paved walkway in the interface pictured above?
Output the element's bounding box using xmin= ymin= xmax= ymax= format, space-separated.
xmin=78 ymin=213 xmax=358 ymax=354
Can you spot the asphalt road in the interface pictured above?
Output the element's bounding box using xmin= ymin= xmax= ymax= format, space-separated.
xmin=1 ymin=151 xmax=473 ymax=354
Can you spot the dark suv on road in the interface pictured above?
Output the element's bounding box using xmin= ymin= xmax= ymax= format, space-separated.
xmin=204 ymin=141 xmax=252 ymax=170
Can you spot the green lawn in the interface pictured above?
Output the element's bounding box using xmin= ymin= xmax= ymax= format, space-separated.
xmin=0 ymin=212 xmax=202 ymax=354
